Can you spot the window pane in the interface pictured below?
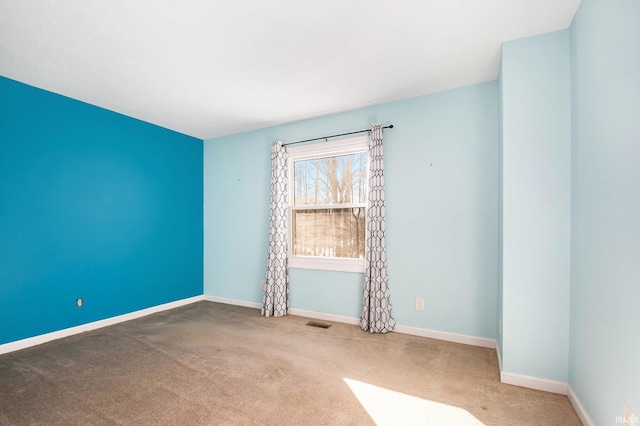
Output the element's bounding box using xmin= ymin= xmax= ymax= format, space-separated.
xmin=293 ymin=208 xmax=365 ymax=258
xmin=294 ymin=152 xmax=366 ymax=205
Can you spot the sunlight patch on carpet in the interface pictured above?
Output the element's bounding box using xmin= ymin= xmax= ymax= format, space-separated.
xmin=344 ymin=378 xmax=485 ymax=426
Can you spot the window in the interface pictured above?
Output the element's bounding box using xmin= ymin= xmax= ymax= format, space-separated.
xmin=287 ymin=136 xmax=369 ymax=273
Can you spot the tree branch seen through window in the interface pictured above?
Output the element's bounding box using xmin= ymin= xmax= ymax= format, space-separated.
xmin=292 ymin=152 xmax=367 ymax=259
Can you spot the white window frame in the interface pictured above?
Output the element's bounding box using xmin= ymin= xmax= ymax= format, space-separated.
xmin=287 ymin=135 xmax=369 ymax=273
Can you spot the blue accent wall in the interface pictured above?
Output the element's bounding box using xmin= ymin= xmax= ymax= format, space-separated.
xmin=204 ymin=82 xmax=499 ymax=340
xmin=569 ymin=0 xmax=640 ymax=423
xmin=0 ymin=77 xmax=203 ymax=345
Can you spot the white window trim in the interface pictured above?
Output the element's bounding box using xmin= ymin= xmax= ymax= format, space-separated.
xmin=287 ymin=135 xmax=369 ymax=274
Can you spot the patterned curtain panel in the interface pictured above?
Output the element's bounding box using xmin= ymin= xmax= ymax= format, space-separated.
xmin=360 ymin=124 xmax=396 ymax=333
xmin=262 ymin=141 xmax=289 ymax=318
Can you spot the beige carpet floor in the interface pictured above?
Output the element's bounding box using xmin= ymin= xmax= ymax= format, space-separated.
xmin=0 ymin=301 xmax=581 ymax=425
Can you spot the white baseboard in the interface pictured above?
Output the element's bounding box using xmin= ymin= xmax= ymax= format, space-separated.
xmin=394 ymin=324 xmax=497 ymax=349
xmin=287 ymin=307 xmax=497 ymax=349
xmin=205 ymin=298 xmax=498 ymax=349
xmin=201 ymin=297 xmax=358 ymax=324
xmin=0 ymin=295 xmax=204 ymax=355
xmin=288 ymin=308 xmax=361 ymax=326
xmin=203 ymin=295 xmax=262 ymax=309
xmin=496 ymin=346 xmax=503 ymax=371
xmin=500 ymin=371 xmax=568 ymax=395
xmin=568 ymin=385 xmax=595 ymax=426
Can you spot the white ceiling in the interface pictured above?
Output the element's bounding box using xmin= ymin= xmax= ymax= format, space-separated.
xmin=0 ymin=0 xmax=580 ymax=140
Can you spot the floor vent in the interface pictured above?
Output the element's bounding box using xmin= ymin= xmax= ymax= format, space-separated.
xmin=305 ymin=321 xmax=331 ymax=329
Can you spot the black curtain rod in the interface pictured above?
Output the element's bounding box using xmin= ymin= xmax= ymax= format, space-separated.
xmin=284 ymin=124 xmax=394 ymax=146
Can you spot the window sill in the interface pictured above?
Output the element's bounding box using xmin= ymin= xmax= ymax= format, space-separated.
xmin=288 ymin=256 xmax=364 ymax=273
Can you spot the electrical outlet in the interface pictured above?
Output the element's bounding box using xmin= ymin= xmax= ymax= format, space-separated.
xmin=415 ymin=298 xmax=424 ymax=311
xmin=260 ymin=280 xmax=266 ymax=291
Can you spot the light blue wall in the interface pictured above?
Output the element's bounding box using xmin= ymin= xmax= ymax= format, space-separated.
xmin=497 ymin=59 xmax=504 ymax=360
xmin=569 ymin=0 xmax=640 ymax=423
xmin=0 ymin=77 xmax=203 ymax=345
xmin=204 ymin=82 xmax=499 ymax=339
xmin=500 ymin=31 xmax=571 ymax=382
